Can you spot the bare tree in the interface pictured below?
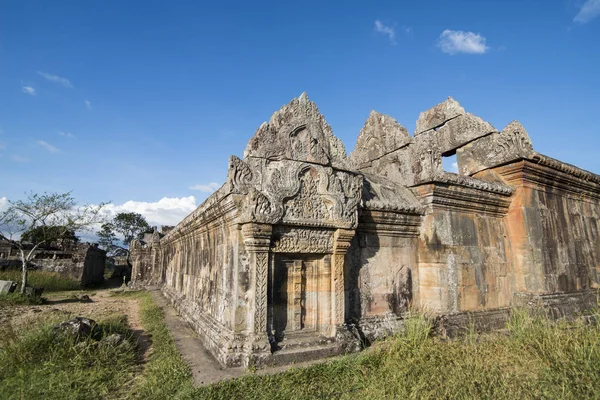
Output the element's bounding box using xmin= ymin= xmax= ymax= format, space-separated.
xmin=0 ymin=192 xmax=107 ymax=294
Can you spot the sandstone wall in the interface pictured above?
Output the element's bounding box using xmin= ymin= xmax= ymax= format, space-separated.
xmin=488 ymin=158 xmax=600 ymax=295
xmin=414 ymin=188 xmax=513 ymax=313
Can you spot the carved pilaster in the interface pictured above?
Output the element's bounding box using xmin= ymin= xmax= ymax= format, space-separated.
xmin=332 ymin=229 xmax=355 ymax=330
xmin=241 ymin=223 xmax=272 ymax=336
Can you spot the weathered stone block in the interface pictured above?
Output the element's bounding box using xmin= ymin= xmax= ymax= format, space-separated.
xmin=0 ymin=280 xmax=17 ymax=294
xmin=415 ymin=96 xmax=465 ymax=135
xmin=457 ymin=120 xmax=534 ymax=176
xmin=350 ymin=111 xmax=413 ymax=168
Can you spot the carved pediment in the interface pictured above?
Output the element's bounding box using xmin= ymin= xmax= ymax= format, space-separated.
xmin=227 ymin=156 xmax=362 ymax=228
xmin=243 ymin=93 xmax=347 ymax=167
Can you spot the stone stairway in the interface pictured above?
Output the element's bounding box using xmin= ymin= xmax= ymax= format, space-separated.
xmin=270 ymin=331 xmax=344 ymax=365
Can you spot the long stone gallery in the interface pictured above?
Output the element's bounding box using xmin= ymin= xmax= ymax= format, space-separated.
xmin=130 ymin=94 xmax=600 ymax=368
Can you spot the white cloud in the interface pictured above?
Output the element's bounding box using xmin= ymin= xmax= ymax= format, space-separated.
xmin=36 ymin=140 xmax=59 ymax=153
xmin=451 ymin=162 xmax=459 ymax=173
xmin=58 ymin=131 xmax=75 ymax=138
xmin=437 ymin=30 xmax=489 ymax=55
xmin=189 ymin=182 xmax=221 ymax=193
xmin=101 ymin=196 xmax=197 ymax=227
xmin=374 ymin=20 xmax=396 ymax=44
xmin=37 ymin=71 xmax=73 ymax=88
xmin=22 ymin=86 xmax=36 ymax=96
xmin=0 ymin=197 xmax=8 ymax=212
xmin=11 ymin=155 xmax=29 ymax=163
xmin=574 ymin=0 xmax=600 ymax=23
xmin=84 ymin=99 xmax=92 ymax=110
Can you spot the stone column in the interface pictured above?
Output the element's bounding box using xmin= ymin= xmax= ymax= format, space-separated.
xmin=320 ymin=255 xmax=332 ymax=335
xmin=331 ymin=229 xmax=355 ymax=333
xmin=241 ymin=223 xmax=272 ymax=366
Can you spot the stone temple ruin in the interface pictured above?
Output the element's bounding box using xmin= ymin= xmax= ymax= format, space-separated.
xmin=131 ymin=94 xmax=600 ymax=367
xmin=0 ymin=239 xmax=106 ymax=287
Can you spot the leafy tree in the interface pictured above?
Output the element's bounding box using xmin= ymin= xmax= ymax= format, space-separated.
xmin=97 ymin=212 xmax=150 ymax=265
xmin=21 ymin=225 xmax=79 ymax=246
xmin=0 ymin=192 xmax=107 ymax=294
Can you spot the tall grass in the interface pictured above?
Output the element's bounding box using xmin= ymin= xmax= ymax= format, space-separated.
xmin=189 ymin=309 xmax=600 ymax=399
xmin=112 ymin=291 xmax=194 ymax=399
xmin=0 ymin=270 xmax=80 ymax=292
xmin=0 ymin=314 xmax=138 ymax=400
xmin=3 ymin=288 xmax=600 ymax=399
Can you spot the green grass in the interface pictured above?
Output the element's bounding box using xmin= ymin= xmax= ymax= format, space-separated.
xmin=4 ymin=289 xmax=600 ymax=399
xmin=0 ymin=270 xmax=80 ymax=292
xmin=0 ymin=292 xmax=44 ymax=306
xmin=0 ymin=313 xmax=138 ymax=400
xmin=111 ymin=290 xmax=195 ymax=399
xmin=187 ymin=310 xmax=600 ymax=400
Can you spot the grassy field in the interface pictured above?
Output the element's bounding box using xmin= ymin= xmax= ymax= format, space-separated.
xmin=0 ymin=270 xmax=81 ymax=292
xmin=2 ymin=286 xmax=600 ymax=399
xmin=0 ymin=313 xmax=138 ymax=400
xmin=189 ymin=311 xmax=600 ymax=399
xmin=0 ymin=270 xmax=82 ymax=307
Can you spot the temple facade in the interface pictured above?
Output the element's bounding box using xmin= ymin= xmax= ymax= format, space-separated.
xmin=131 ymin=94 xmax=600 ymax=367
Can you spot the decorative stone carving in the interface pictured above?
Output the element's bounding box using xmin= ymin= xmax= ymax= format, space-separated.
xmin=271 ymin=227 xmax=334 ymax=253
xmin=243 ymin=93 xmax=347 ymax=167
xmin=349 ymin=111 xmax=413 ymax=169
xmin=228 ymin=157 xmax=362 ymax=228
xmin=411 ymin=134 xmax=444 ymax=184
xmin=456 ymin=120 xmax=534 ymax=176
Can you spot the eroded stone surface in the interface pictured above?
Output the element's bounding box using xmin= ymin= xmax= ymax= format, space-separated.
xmin=457 ymin=120 xmax=534 ymax=175
xmin=415 ymin=96 xmax=465 ymax=135
xmin=349 ymin=111 xmax=413 ymax=169
xmin=130 ymin=93 xmax=600 ymax=369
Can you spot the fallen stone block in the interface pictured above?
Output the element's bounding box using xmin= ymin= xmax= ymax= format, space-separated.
xmin=0 ymin=280 xmax=17 ymax=294
xmin=54 ymin=316 xmax=99 ymax=342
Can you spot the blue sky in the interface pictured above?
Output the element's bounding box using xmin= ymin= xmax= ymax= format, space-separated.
xmin=1 ymin=0 xmax=599 ymax=226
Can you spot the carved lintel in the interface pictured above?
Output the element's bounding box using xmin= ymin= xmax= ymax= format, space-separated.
xmin=271 ymin=227 xmax=334 ymax=253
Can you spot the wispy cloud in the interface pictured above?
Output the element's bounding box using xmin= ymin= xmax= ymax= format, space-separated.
xmin=437 ymin=30 xmax=489 ymax=55
xmin=58 ymin=131 xmax=75 ymax=138
xmin=574 ymin=0 xmax=600 ymax=23
xmin=36 ymin=140 xmax=59 ymax=153
xmin=22 ymin=86 xmax=36 ymax=96
xmin=189 ymin=182 xmax=221 ymax=193
xmin=374 ymin=20 xmax=396 ymax=44
xmin=11 ymin=155 xmax=29 ymax=163
xmin=37 ymin=71 xmax=73 ymax=88
xmin=84 ymin=99 xmax=92 ymax=110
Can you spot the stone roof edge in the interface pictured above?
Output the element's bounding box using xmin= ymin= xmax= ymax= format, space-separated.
xmin=411 ymin=172 xmax=515 ymax=196
xmin=532 ymin=153 xmax=600 ymax=185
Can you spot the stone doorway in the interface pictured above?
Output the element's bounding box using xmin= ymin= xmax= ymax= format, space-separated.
xmin=270 ymin=254 xmax=332 ymax=343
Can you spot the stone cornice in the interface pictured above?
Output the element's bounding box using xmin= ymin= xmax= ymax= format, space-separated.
xmin=161 ymin=193 xmax=241 ymax=244
xmin=494 ymin=158 xmax=600 ymax=201
xmin=412 ymin=180 xmax=513 ymax=217
xmin=414 ymin=172 xmax=515 ymax=196
xmin=358 ymin=209 xmax=422 ymax=237
xmin=532 ymin=153 xmax=600 ymax=185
